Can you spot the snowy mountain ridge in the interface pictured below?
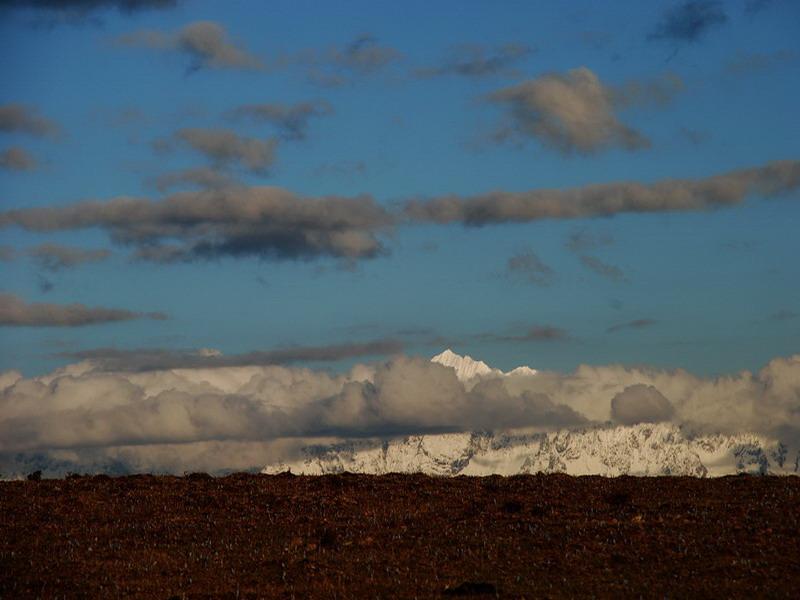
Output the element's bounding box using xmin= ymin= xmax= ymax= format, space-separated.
xmin=431 ymin=348 xmax=537 ymax=381
xmin=262 ymin=423 xmax=797 ymax=477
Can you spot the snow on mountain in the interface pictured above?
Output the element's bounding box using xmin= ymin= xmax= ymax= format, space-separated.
xmin=261 ymin=423 xmax=798 ymax=477
xmin=260 ymin=350 xmax=797 ymax=477
xmin=431 ymin=349 xmax=500 ymax=381
xmin=431 ymin=348 xmax=537 ymax=381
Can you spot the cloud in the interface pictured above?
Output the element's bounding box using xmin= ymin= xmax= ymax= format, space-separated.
xmin=0 ymin=293 xmax=167 ymax=327
xmin=3 ymin=352 xmax=800 ymax=474
xmin=0 ymin=186 xmax=393 ymax=263
xmin=0 ymin=104 xmax=60 ymax=138
xmin=118 ymin=20 xmax=263 ymax=72
xmin=506 ymin=249 xmax=555 ymax=286
xmin=606 ymin=319 xmax=657 ymax=334
xmin=477 ymin=325 xmax=569 ymax=343
xmin=0 ymin=246 xmax=14 ymax=262
xmin=565 ymin=230 xmax=614 ymax=253
xmin=648 ymin=1 xmax=728 ymax=43
xmin=1 ymin=0 xmax=179 ymax=21
xmin=28 ymin=243 xmax=111 ymax=272
xmin=228 ymin=101 xmax=333 ymax=141
xmin=579 ymin=254 xmax=626 ymax=282
xmin=61 ymin=339 xmax=405 ymax=371
xmin=0 ymin=356 xmax=586 ymax=455
xmin=302 ymin=34 xmax=400 ymax=87
xmin=0 ymin=147 xmax=37 ymax=171
xmin=611 ymin=384 xmax=675 ymax=425
xmin=415 ymin=43 xmax=532 ymax=78
xmin=725 ymin=50 xmax=796 ymax=76
xmin=488 ymin=67 xmax=661 ymax=155
xmin=151 ymin=167 xmax=239 ymax=192
xmin=768 ymin=310 xmax=797 ymax=322
xmin=403 ymin=160 xmax=800 ymax=225
xmin=173 ymin=128 xmax=277 ymax=174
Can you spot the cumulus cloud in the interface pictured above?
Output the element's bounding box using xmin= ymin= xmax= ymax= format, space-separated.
xmin=228 ymin=101 xmax=333 ymax=141
xmin=606 ymin=318 xmax=658 ymax=334
xmin=2 ymin=352 xmax=800 ymax=474
xmin=0 ymin=186 xmax=393 ymax=263
xmin=611 ymin=384 xmax=675 ymax=425
xmin=0 ymin=293 xmax=167 ymax=327
xmin=62 ymin=339 xmax=405 ymax=371
xmin=170 ymin=128 xmax=277 ymax=174
xmin=403 ymin=160 xmax=800 ymax=225
xmin=648 ymin=1 xmax=727 ymax=43
xmin=415 ymin=43 xmax=532 ymax=78
xmin=0 ymin=147 xmax=37 ymax=171
xmin=506 ymin=249 xmax=555 ymax=286
xmin=118 ymin=20 xmax=263 ymax=72
xmin=0 ymin=104 xmax=60 ymax=138
xmin=488 ymin=67 xmax=652 ymax=154
xmin=28 ymin=243 xmax=111 ymax=272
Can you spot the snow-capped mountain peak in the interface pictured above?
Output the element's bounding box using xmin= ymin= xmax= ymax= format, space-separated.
xmin=431 ymin=349 xmax=537 ymax=381
xmin=431 ymin=349 xmax=500 ymax=381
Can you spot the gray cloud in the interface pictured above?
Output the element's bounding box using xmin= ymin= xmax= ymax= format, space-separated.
xmin=0 ymin=186 xmax=393 ymax=263
xmin=28 ymin=243 xmax=111 ymax=272
xmin=151 ymin=167 xmax=239 ymax=192
xmin=606 ymin=318 xmax=658 ymax=334
xmin=565 ymin=230 xmax=614 ymax=253
xmin=768 ymin=310 xmax=797 ymax=322
xmin=403 ymin=160 xmax=800 ymax=225
xmin=416 ymin=43 xmax=532 ymax=78
xmin=228 ymin=101 xmax=333 ymax=141
xmin=648 ymin=1 xmax=728 ymax=43
xmin=0 ymin=246 xmax=14 ymax=262
xmin=302 ymin=34 xmax=400 ymax=87
xmin=579 ymin=254 xmax=626 ymax=282
xmin=725 ymin=50 xmax=796 ymax=76
xmin=0 ymin=292 xmax=167 ymax=327
xmin=0 ymin=147 xmax=37 ymax=171
xmin=62 ymin=339 xmax=404 ymax=371
xmin=478 ymin=325 xmax=569 ymax=343
xmin=0 ymin=104 xmax=59 ymax=138
xmin=172 ymin=128 xmax=277 ymax=174
xmin=118 ymin=20 xmax=263 ymax=72
xmin=1 ymin=0 xmax=178 ymax=19
xmin=506 ymin=249 xmax=555 ymax=286
xmin=611 ymin=384 xmax=675 ymax=425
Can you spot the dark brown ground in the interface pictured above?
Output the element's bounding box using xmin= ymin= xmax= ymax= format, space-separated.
xmin=1 ymin=473 xmax=799 ymax=598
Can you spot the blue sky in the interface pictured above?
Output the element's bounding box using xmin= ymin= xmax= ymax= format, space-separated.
xmin=1 ymin=0 xmax=799 ymax=376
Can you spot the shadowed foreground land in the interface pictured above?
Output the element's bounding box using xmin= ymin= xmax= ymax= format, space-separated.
xmin=1 ymin=474 xmax=799 ymax=598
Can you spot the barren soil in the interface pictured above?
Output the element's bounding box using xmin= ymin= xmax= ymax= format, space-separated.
xmin=1 ymin=473 xmax=799 ymax=598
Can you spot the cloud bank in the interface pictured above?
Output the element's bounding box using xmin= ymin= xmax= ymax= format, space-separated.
xmin=0 ymin=293 xmax=166 ymax=327
xmin=1 ymin=352 xmax=799 ymax=474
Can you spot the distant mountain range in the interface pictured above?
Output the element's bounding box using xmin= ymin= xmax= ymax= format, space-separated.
xmin=263 ymin=350 xmax=798 ymax=477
